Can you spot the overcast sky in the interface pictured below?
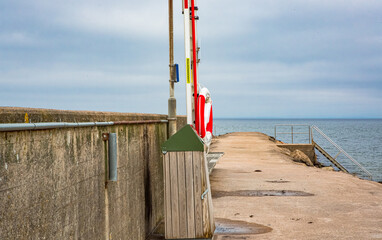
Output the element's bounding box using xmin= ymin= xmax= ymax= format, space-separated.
xmin=1 ymin=0 xmax=381 ymax=118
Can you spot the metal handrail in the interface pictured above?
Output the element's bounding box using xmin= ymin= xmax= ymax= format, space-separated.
xmin=311 ymin=125 xmax=373 ymax=180
xmin=274 ymin=124 xmax=373 ymax=180
xmin=274 ymin=124 xmax=311 ymax=144
xmin=0 ymin=120 xmax=169 ymax=132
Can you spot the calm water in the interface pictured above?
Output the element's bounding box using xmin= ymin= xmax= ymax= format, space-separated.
xmin=214 ymin=119 xmax=382 ymax=182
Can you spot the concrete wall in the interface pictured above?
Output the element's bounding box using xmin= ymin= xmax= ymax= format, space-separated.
xmin=0 ymin=107 xmax=186 ymax=240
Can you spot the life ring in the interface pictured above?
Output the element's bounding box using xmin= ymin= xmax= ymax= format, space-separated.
xmin=196 ymin=87 xmax=213 ymax=145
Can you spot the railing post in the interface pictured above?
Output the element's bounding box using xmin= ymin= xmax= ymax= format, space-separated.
xmin=291 ymin=126 xmax=294 ymax=144
xmin=274 ymin=126 xmax=277 ymax=140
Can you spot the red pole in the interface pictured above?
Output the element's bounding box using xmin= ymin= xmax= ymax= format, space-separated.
xmin=191 ymin=0 xmax=199 ymax=132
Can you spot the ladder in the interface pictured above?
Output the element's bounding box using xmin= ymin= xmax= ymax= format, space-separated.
xmin=312 ymin=140 xmax=349 ymax=173
xmin=311 ymin=125 xmax=373 ymax=180
xmin=274 ymin=124 xmax=373 ymax=180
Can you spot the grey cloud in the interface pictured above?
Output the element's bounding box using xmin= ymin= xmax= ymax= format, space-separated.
xmin=0 ymin=0 xmax=381 ymax=118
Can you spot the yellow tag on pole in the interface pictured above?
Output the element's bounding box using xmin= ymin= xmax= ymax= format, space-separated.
xmin=24 ymin=113 xmax=29 ymax=123
xmin=186 ymin=58 xmax=191 ymax=84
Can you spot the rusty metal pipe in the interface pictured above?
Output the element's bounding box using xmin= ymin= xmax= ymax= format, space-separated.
xmin=113 ymin=120 xmax=168 ymax=125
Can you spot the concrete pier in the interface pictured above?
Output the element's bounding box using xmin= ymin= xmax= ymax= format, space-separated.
xmin=210 ymin=132 xmax=382 ymax=240
xmin=1 ymin=107 xmax=381 ymax=239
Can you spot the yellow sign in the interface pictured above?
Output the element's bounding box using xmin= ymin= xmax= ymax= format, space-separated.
xmin=24 ymin=113 xmax=29 ymax=123
xmin=186 ymin=58 xmax=191 ymax=84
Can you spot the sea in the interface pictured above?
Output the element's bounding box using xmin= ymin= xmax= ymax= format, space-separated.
xmin=214 ymin=119 xmax=382 ymax=182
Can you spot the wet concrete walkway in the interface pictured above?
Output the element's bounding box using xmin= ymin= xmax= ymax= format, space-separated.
xmin=209 ymin=132 xmax=382 ymax=240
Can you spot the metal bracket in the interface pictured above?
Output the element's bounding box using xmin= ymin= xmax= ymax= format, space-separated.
xmin=102 ymin=133 xmax=109 ymax=141
xmin=201 ymin=189 xmax=209 ymax=200
xmin=169 ymin=64 xmax=179 ymax=83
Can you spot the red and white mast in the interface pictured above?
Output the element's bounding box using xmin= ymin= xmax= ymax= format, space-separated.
xmin=183 ymin=0 xmax=201 ymax=131
xmin=183 ymin=0 xmax=193 ymax=125
xmin=190 ymin=0 xmax=200 ymax=132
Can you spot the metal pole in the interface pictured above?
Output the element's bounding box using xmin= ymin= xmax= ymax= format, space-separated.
xmin=183 ymin=0 xmax=193 ymax=125
xmin=274 ymin=126 xmax=277 ymax=140
xmin=311 ymin=126 xmax=314 ymax=143
xmin=168 ymin=0 xmax=177 ymax=137
xmin=108 ymin=133 xmax=118 ymax=182
xmin=291 ymin=126 xmax=294 ymax=144
xmin=0 ymin=120 xmax=169 ymax=132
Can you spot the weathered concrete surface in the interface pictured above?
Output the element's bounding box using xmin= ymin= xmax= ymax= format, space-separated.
xmin=210 ymin=132 xmax=382 ymax=240
xmin=0 ymin=107 xmax=186 ymax=240
xmin=0 ymin=107 xmax=172 ymax=123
